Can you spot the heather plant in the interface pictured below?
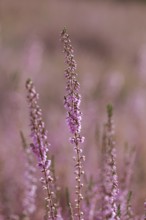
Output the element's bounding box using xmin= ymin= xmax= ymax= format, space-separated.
xmin=100 ymin=105 xmax=120 ymax=220
xmin=20 ymin=131 xmax=37 ymax=219
xmin=1 ymin=29 xmax=146 ymax=220
xmin=26 ymin=79 xmax=57 ymax=219
xmin=24 ymin=29 xmax=146 ymax=220
xmin=61 ymin=28 xmax=85 ymax=220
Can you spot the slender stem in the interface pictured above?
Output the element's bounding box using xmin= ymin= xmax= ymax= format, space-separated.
xmin=74 ymin=133 xmax=84 ymax=220
xmin=37 ymin=137 xmax=55 ymax=220
xmin=76 ymin=144 xmax=81 ymax=220
xmin=43 ymin=168 xmax=55 ymax=220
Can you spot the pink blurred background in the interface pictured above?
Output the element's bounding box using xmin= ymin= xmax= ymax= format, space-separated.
xmin=1 ymin=0 xmax=146 ymax=218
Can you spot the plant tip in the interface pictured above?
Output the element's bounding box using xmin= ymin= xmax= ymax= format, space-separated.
xmin=107 ymin=103 xmax=113 ymax=118
xmin=61 ymin=27 xmax=67 ymax=36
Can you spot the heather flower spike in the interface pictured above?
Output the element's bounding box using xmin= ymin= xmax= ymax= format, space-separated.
xmin=20 ymin=131 xmax=37 ymax=217
xmin=61 ymin=28 xmax=85 ymax=220
xmin=26 ymin=79 xmax=57 ymax=220
xmin=101 ymin=104 xmax=120 ymax=220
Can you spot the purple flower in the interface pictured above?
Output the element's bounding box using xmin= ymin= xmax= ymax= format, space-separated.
xmin=61 ymin=28 xmax=84 ymax=145
xmin=26 ymin=79 xmax=57 ymax=220
xmin=61 ymin=28 xmax=85 ymax=220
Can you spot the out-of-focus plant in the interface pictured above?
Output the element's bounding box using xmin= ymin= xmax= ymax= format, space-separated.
xmin=20 ymin=131 xmax=37 ymax=219
xmin=100 ymin=105 xmax=120 ymax=220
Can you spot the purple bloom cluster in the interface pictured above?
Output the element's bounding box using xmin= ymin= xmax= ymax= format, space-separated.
xmin=26 ymin=79 xmax=51 ymax=176
xmin=61 ymin=28 xmax=84 ymax=145
xmin=61 ymin=29 xmax=85 ymax=220
xmin=26 ymin=79 xmax=56 ymax=220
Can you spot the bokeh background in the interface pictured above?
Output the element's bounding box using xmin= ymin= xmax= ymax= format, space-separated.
xmin=1 ymin=0 xmax=146 ymax=218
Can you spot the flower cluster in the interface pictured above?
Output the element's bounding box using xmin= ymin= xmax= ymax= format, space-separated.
xmin=61 ymin=28 xmax=84 ymax=145
xmin=26 ymin=79 xmax=57 ymax=220
xmin=61 ymin=28 xmax=85 ymax=220
xmin=4 ymin=30 xmax=145 ymax=220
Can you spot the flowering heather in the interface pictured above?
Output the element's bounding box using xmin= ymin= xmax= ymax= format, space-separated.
xmin=101 ymin=105 xmax=120 ymax=220
xmin=26 ymin=79 xmax=57 ymax=219
xmin=1 ymin=30 xmax=146 ymax=220
xmin=61 ymin=28 xmax=84 ymax=143
xmin=20 ymin=131 xmax=37 ymax=218
xmin=61 ymin=28 xmax=85 ymax=220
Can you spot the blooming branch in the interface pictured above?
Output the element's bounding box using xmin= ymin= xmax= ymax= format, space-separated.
xmin=26 ymin=79 xmax=57 ymax=220
xmin=61 ymin=28 xmax=85 ymax=220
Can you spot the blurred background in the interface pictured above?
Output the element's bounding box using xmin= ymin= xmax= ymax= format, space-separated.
xmin=1 ymin=0 xmax=146 ymax=218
